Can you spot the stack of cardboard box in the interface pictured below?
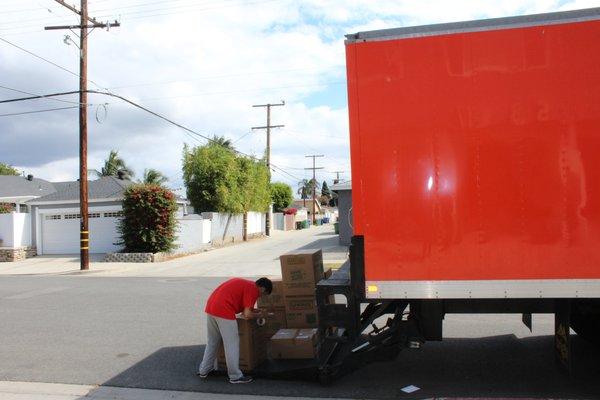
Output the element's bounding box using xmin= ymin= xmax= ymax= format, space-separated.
xmin=280 ymin=249 xmax=324 ymax=329
xmin=270 ymin=328 xmax=319 ymax=359
xmin=271 ymin=249 xmax=325 ymax=359
xmin=217 ymin=249 xmax=327 ymax=370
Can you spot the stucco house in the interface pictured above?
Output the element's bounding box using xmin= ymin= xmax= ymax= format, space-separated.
xmin=0 ymin=175 xmax=56 ymax=212
xmin=1 ymin=175 xmax=188 ymax=255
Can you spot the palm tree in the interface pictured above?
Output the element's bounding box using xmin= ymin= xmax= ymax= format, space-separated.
xmin=141 ymin=168 xmax=168 ymax=186
xmin=100 ymin=150 xmax=134 ymax=180
xmin=297 ymin=178 xmax=319 ymax=207
xmin=210 ymin=135 xmax=235 ymax=151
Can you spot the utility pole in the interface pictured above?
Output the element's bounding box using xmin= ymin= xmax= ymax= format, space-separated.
xmin=45 ymin=1 xmax=119 ymax=271
xmin=305 ymin=155 xmax=324 ymax=225
xmin=252 ymin=101 xmax=285 ymax=236
xmin=332 ymin=171 xmax=344 ymax=184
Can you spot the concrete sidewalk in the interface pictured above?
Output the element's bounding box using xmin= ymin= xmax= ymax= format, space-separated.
xmin=0 ymin=225 xmax=348 ymax=277
xmin=0 ymin=381 xmax=350 ymax=400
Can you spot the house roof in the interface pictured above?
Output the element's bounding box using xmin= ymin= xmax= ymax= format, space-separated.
xmin=30 ymin=176 xmax=135 ymax=203
xmin=332 ymin=181 xmax=351 ymax=191
xmin=292 ymin=199 xmax=323 ymax=213
xmin=0 ymin=175 xmax=56 ymax=200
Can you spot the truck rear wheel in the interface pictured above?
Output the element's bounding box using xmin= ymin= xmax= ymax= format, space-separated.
xmin=570 ymin=313 xmax=600 ymax=345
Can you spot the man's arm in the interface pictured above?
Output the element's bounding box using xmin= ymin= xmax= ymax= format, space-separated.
xmin=242 ymin=307 xmax=263 ymax=319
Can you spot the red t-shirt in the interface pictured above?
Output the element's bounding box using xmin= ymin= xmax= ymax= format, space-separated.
xmin=205 ymin=278 xmax=260 ymax=320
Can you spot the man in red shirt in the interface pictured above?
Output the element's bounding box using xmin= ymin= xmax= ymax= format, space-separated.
xmin=197 ymin=277 xmax=272 ymax=384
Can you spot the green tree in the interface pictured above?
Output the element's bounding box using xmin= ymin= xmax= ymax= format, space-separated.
xmin=270 ymin=182 xmax=293 ymax=212
xmin=183 ymin=143 xmax=240 ymax=213
xmin=297 ymin=178 xmax=319 ymax=207
xmin=100 ymin=150 xmax=134 ymax=179
xmin=321 ymin=181 xmax=331 ymax=198
xmin=117 ymin=184 xmax=178 ymax=253
xmin=0 ymin=163 xmax=19 ymax=176
xmin=141 ymin=168 xmax=168 ymax=186
xmin=211 ymin=135 xmax=235 ymax=151
xmin=182 ymin=142 xmax=270 ymax=213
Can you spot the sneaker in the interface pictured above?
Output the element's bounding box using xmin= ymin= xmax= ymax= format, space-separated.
xmin=229 ymin=375 xmax=253 ymax=384
xmin=196 ymin=369 xmax=212 ymax=379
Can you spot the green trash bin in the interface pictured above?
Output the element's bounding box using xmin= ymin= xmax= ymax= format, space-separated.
xmin=303 ymin=220 xmax=309 ymax=229
xmin=334 ymin=222 xmax=339 ymax=234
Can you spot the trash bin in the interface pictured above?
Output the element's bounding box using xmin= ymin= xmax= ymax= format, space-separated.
xmin=303 ymin=220 xmax=309 ymax=228
xmin=322 ymin=217 xmax=330 ymax=224
xmin=334 ymin=222 xmax=339 ymax=234
xmin=296 ymin=221 xmax=303 ymax=230
xmin=315 ymin=219 xmax=322 ymax=226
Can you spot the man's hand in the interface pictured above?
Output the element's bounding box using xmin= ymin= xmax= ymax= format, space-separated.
xmin=242 ymin=307 xmax=265 ymax=319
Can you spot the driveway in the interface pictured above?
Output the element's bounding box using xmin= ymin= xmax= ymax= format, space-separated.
xmin=0 ymin=225 xmax=347 ymax=277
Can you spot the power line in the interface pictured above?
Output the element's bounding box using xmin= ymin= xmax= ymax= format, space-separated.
xmin=0 ymin=88 xmax=301 ymax=180
xmin=0 ymin=84 xmax=85 ymax=105
xmin=0 ymin=36 xmax=104 ymax=89
xmin=0 ymin=105 xmax=79 ymax=117
xmin=0 ymin=36 xmax=79 ymax=78
xmin=0 ymin=0 xmax=281 ymax=29
xmin=93 ymin=0 xmax=281 ymax=21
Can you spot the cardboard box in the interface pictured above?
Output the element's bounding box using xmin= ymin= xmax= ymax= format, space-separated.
xmin=270 ymin=328 xmax=318 ymax=359
xmin=217 ymin=317 xmax=268 ymax=372
xmin=257 ymin=279 xmax=285 ymax=309
xmin=280 ymin=249 xmax=324 ymax=296
xmin=261 ymin=308 xmax=287 ymax=339
xmin=285 ymin=295 xmax=318 ymax=328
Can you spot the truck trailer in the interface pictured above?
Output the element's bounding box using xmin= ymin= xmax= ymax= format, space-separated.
xmin=314 ymin=7 xmax=600 ymax=383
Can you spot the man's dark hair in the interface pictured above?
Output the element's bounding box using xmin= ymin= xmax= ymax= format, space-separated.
xmin=255 ymin=277 xmax=273 ymax=295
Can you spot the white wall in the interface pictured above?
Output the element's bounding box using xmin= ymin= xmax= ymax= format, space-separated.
xmin=174 ymin=215 xmax=211 ymax=253
xmin=247 ymin=211 xmax=264 ymax=235
xmin=0 ymin=212 xmax=31 ymax=248
xmin=202 ymin=212 xmax=244 ymax=245
xmin=273 ymin=212 xmax=284 ymax=230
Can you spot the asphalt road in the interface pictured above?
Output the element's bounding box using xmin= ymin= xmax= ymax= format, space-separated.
xmin=1 ymin=275 xmax=599 ymax=399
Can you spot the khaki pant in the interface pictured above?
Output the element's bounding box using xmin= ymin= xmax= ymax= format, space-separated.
xmin=198 ymin=314 xmax=243 ymax=380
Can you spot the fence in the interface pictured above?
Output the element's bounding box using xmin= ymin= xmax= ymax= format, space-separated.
xmin=273 ymin=213 xmax=296 ymax=231
xmin=201 ymin=211 xmax=266 ymax=245
xmin=0 ymin=212 xmax=31 ymax=248
xmin=174 ymin=215 xmax=211 ymax=253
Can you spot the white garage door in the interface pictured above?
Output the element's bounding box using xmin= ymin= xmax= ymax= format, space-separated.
xmin=41 ymin=210 xmax=123 ymax=255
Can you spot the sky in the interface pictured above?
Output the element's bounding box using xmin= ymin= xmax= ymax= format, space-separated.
xmin=1 ymin=0 xmax=600 ymax=193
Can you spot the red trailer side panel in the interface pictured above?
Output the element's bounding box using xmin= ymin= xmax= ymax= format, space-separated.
xmin=346 ymin=15 xmax=600 ymax=291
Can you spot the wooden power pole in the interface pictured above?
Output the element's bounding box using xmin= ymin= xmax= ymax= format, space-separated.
xmin=45 ymin=1 xmax=119 ymax=270
xmin=305 ymin=155 xmax=324 ymax=225
xmin=332 ymin=170 xmax=344 ymax=184
xmin=252 ymin=101 xmax=285 ymax=236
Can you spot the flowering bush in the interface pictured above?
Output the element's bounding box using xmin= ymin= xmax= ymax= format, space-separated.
xmin=283 ymin=208 xmax=297 ymax=215
xmin=0 ymin=203 xmax=13 ymax=214
xmin=117 ymin=184 xmax=178 ymax=253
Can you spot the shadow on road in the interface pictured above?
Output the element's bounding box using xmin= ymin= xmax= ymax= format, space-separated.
xmin=88 ymin=334 xmax=600 ymax=399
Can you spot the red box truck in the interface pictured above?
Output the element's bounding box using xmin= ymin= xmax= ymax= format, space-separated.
xmin=314 ymin=7 xmax=600 ymax=383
